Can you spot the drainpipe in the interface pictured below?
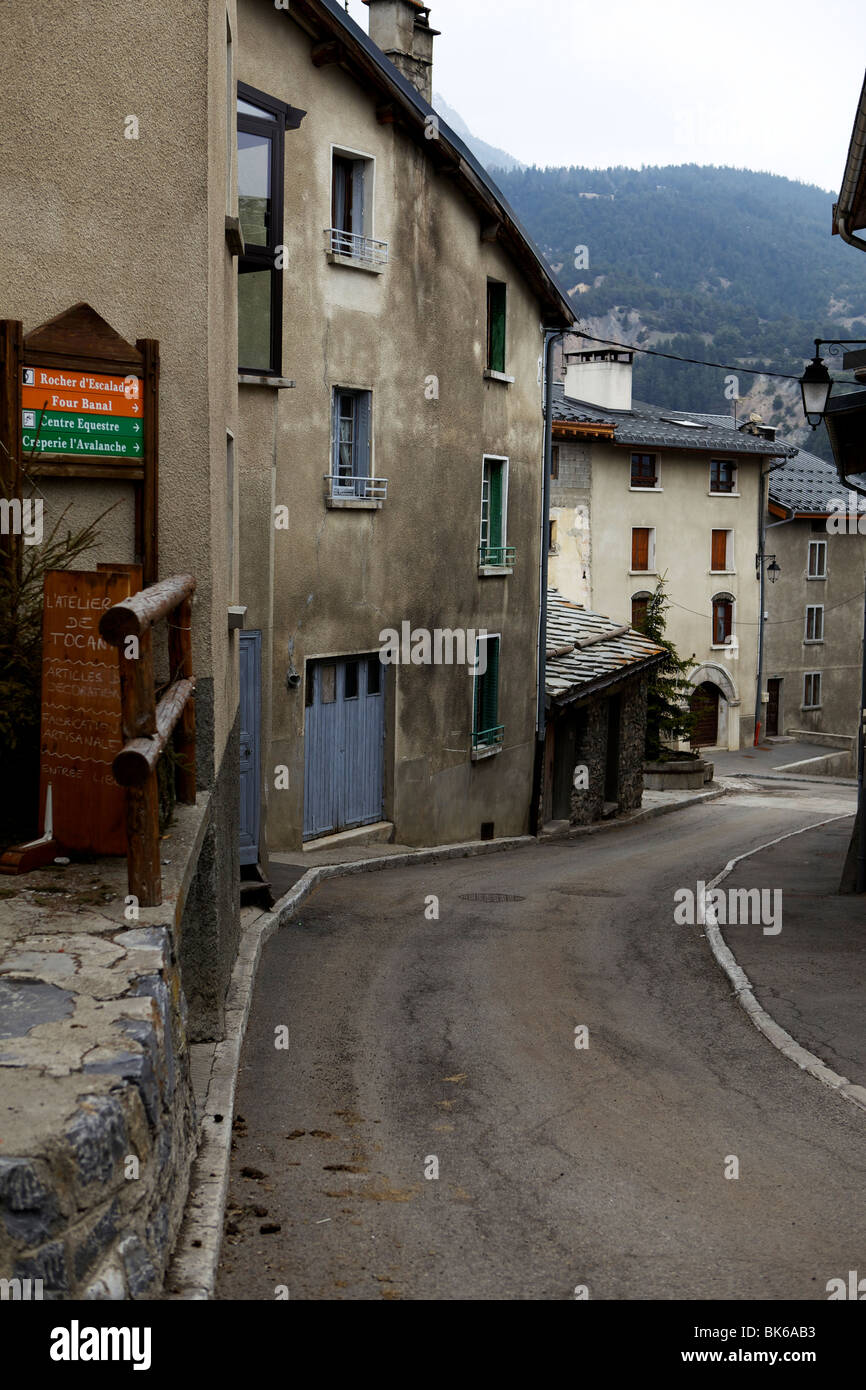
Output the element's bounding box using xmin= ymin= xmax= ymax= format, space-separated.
xmin=529 ymin=329 xmax=562 ymax=834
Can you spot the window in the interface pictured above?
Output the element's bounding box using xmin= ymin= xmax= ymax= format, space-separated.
xmin=711 ymin=529 xmax=733 ymax=572
xmin=344 ymin=660 xmax=359 ymax=700
xmin=712 ymin=594 xmax=734 ymax=645
xmin=473 ymin=635 xmax=503 ymax=750
xmin=330 ymin=388 xmax=372 ymax=497
xmin=237 ymin=83 xmax=295 ymax=375
xmin=805 ymin=605 xmax=824 ymax=642
xmin=808 ymin=539 xmax=827 ymax=578
xmin=487 ymin=281 xmax=507 ymax=373
xmin=329 ymin=149 xmax=386 ymax=266
xmin=710 ymin=459 xmax=737 ymax=494
xmin=803 ymin=672 xmax=822 ymax=709
xmin=550 ymin=444 xmax=560 ymax=481
xmin=367 ymin=657 xmax=382 ymax=696
xmin=631 ymin=453 xmax=659 ymax=488
xmin=548 ymin=518 xmax=558 ymax=553
xmin=480 ymin=456 xmax=513 ymax=567
xmin=631 ymin=527 xmax=654 ymax=572
xmin=631 ymin=593 xmax=651 ymax=632
xmin=321 ymin=664 xmax=336 ymax=704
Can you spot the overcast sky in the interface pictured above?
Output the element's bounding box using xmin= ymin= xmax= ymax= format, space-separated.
xmin=352 ymin=0 xmax=866 ymax=191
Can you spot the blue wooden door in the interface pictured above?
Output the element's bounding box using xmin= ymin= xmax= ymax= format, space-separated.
xmin=304 ymin=655 xmax=385 ymax=840
xmin=239 ymin=631 xmax=262 ymax=865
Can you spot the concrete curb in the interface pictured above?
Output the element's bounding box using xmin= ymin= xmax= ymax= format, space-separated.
xmin=701 ymin=812 xmax=866 ymax=1117
xmin=168 ymin=782 xmax=737 ymax=1297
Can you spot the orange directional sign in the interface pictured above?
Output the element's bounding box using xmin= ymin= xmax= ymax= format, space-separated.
xmin=21 ymin=365 xmax=144 ymax=458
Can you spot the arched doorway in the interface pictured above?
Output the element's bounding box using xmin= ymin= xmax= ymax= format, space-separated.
xmin=690 ymin=682 xmax=720 ymax=748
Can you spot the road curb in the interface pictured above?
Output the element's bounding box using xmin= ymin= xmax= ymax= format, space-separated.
xmin=168 ymin=782 xmax=736 ymax=1297
xmin=701 ymin=813 xmax=866 ymax=1117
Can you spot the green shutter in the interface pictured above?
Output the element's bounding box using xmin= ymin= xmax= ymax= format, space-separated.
xmin=474 ymin=637 xmax=500 ymax=743
xmin=487 ymin=462 xmax=503 ymax=552
xmin=488 ymin=283 xmax=506 ymax=373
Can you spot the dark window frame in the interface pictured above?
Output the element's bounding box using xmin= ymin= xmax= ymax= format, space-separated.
xmin=236 ymin=82 xmax=303 ymax=376
xmin=712 ymin=594 xmax=734 ymax=645
xmin=487 ymin=280 xmax=507 ymax=373
xmin=710 ymin=459 xmax=737 ymax=494
xmin=630 ymin=452 xmax=658 ymax=488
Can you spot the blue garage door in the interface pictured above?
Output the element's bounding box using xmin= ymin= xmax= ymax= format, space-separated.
xmin=303 ymin=654 xmax=385 ymax=840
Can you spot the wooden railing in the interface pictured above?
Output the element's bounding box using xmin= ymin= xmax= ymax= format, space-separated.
xmin=99 ymin=574 xmax=196 ymax=907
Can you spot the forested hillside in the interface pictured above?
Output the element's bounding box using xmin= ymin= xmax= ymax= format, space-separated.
xmin=493 ymin=164 xmax=866 ymax=458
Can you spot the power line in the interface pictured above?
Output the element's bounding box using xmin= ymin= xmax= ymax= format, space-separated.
xmin=570 ymin=330 xmax=862 ymax=387
xmin=666 ymin=588 xmax=866 ymax=628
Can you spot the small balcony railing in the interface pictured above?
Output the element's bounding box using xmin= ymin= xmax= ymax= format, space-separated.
xmin=327 ymin=228 xmax=389 ymax=266
xmin=473 ymin=724 xmax=505 ymax=750
xmin=325 ymin=473 xmax=388 ymax=502
xmin=479 ymin=544 xmax=516 ymax=568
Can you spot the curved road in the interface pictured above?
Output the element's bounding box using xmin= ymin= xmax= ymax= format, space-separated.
xmin=216 ymin=784 xmax=864 ymax=1301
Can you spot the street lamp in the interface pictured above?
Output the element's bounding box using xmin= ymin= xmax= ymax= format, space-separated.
xmin=799 ymin=344 xmax=833 ymax=428
xmin=767 ymin=557 xmax=780 ymax=583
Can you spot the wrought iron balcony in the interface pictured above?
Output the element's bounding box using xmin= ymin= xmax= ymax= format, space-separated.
xmin=324 ymin=473 xmax=388 ymax=502
xmin=478 ymin=544 xmax=516 ymax=568
xmin=327 ymin=228 xmax=389 ymax=267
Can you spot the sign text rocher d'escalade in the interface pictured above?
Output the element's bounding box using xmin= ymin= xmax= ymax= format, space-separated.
xmin=21 ymin=366 xmax=143 ymax=459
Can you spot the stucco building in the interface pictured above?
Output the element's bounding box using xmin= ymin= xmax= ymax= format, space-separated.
xmin=763 ymin=448 xmax=865 ymax=772
xmin=233 ymin=0 xmax=573 ymax=855
xmin=550 ymin=347 xmax=796 ymax=750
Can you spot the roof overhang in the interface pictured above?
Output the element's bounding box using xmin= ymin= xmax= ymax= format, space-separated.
xmin=833 ymin=72 xmax=866 ymax=239
xmin=284 ymin=0 xmax=575 ymax=326
xmin=552 ymin=420 xmax=616 ymax=440
xmin=546 ymin=650 xmax=667 ymax=710
xmin=824 ymin=387 xmax=866 ymax=494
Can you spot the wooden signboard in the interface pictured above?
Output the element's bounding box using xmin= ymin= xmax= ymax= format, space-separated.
xmin=0 ymin=302 xmax=158 ymax=585
xmin=39 ymin=567 xmax=142 ymax=855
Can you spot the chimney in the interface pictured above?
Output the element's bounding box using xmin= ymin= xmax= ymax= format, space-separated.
xmin=363 ymin=1 xmax=439 ymax=105
xmin=564 ymin=347 xmax=633 ymax=412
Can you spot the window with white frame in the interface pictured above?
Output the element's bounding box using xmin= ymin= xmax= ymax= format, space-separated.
xmin=480 ymin=456 xmax=513 ymax=567
xmin=712 ymin=592 xmax=735 ymax=645
xmin=805 ymin=605 xmax=824 ymax=641
xmin=807 ymin=539 xmax=827 ymax=578
xmin=803 ymin=672 xmax=822 ymax=708
xmin=329 ymin=149 xmax=387 ymax=266
xmin=330 ymin=388 xmax=373 ymax=498
xmin=711 ymin=528 xmax=733 ymax=572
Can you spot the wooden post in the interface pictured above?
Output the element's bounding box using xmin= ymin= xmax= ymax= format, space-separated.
xmin=126 ymin=777 xmax=162 ymax=907
xmin=137 ymin=338 xmax=159 ymax=588
xmin=0 ymin=320 xmax=23 ymax=583
xmin=168 ymin=596 xmax=197 ymax=803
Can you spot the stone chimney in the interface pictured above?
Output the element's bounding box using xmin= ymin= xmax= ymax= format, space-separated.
xmin=363 ymin=1 xmax=439 ymax=105
xmin=564 ymin=347 xmax=634 ymax=412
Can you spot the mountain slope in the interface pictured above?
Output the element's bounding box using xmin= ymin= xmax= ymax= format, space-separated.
xmin=433 ymin=93 xmax=524 ymax=173
xmin=493 ymin=164 xmax=866 ymax=459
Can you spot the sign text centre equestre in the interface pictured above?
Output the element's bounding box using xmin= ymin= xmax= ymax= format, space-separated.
xmin=21 ymin=366 xmax=143 ymax=457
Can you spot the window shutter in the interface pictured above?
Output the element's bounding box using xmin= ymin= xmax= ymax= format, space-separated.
xmin=332 ymin=391 xmax=341 ymax=479
xmin=712 ymin=530 xmax=727 ymax=571
xmin=333 ymin=159 xmax=347 ymax=233
xmin=632 ymin=528 xmax=649 ymax=570
xmin=488 ymin=284 xmax=506 ymax=372
xmin=488 ymin=463 xmax=504 ymax=551
xmin=354 ymin=391 xmax=371 ymax=495
xmin=351 ymin=160 xmax=365 ymax=238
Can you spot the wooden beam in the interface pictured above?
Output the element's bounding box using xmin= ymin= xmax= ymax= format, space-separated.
xmin=311 ymin=39 xmax=342 ymax=67
xmin=100 ymin=573 xmax=195 ymax=645
xmin=112 ymin=678 xmax=196 ymax=787
xmin=136 ymin=338 xmax=159 ymax=587
xmin=0 ymin=319 xmax=23 ymax=582
xmin=125 ymin=776 xmax=161 ymax=906
xmin=168 ymin=596 xmax=196 ymax=804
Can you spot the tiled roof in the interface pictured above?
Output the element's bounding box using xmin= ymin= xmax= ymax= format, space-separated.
xmin=552 ymin=384 xmax=798 ymax=457
xmin=545 ymin=590 xmax=666 ymax=704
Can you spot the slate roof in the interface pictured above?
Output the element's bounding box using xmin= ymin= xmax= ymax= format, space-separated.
xmin=552 ymin=384 xmax=798 ymax=457
xmin=545 ymin=590 xmax=666 ymax=705
xmin=666 ymin=410 xmax=863 ymax=513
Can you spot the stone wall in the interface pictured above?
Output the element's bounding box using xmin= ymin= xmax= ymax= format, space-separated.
xmin=0 ymin=925 xmax=196 ymax=1300
xmin=567 ymin=673 xmax=648 ymax=825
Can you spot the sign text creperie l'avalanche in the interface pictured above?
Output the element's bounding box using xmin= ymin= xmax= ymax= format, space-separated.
xmin=21 ymin=366 xmax=143 ymax=459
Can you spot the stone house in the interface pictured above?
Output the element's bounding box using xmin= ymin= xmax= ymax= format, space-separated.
xmin=541 ymin=590 xmax=666 ymax=827
xmin=550 ymin=347 xmax=796 ymax=750
xmin=234 ymin=0 xmax=573 ymax=856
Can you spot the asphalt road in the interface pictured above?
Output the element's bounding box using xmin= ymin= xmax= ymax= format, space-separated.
xmin=216 ymin=784 xmax=864 ymax=1301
